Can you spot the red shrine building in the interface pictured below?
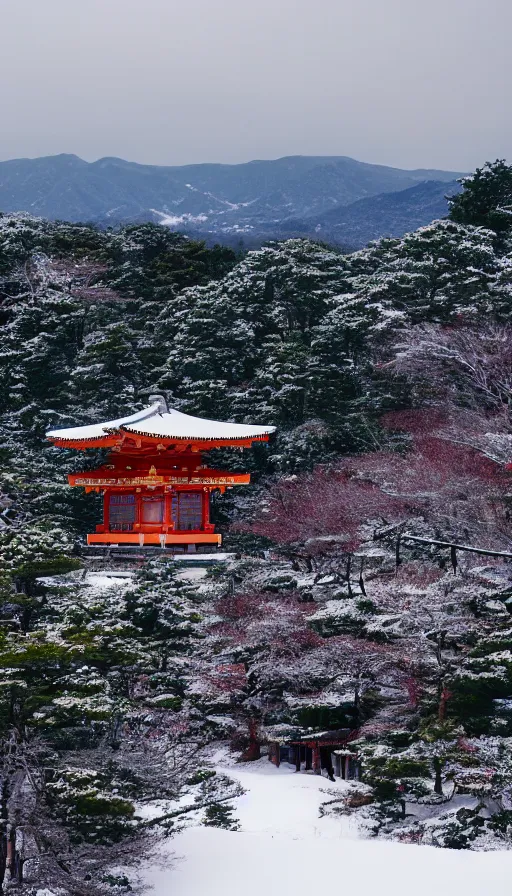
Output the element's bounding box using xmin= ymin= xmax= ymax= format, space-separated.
xmin=47 ymin=395 xmax=275 ymax=550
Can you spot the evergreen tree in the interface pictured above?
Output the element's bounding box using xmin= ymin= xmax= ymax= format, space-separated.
xmin=448 ymin=160 xmax=512 ymax=242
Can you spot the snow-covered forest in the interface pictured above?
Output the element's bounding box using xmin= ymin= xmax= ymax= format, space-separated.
xmin=1 ymin=160 xmax=512 ymax=894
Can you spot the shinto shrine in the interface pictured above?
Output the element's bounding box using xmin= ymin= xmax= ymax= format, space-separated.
xmin=47 ymin=395 xmax=275 ymax=550
xmin=268 ymin=731 xmax=360 ymax=780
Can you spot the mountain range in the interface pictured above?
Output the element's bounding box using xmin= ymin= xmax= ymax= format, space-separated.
xmin=0 ymin=153 xmax=463 ymax=248
xmin=271 ymin=179 xmax=462 ymax=247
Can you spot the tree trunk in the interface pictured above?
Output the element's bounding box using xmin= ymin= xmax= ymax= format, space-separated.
xmin=438 ymin=685 xmax=450 ymax=721
xmin=0 ymin=779 xmax=8 ymax=896
xmin=354 ymin=679 xmax=361 ymax=723
xmin=433 ymin=756 xmax=443 ymax=795
xmin=20 ymin=603 xmax=35 ymax=633
xmin=242 ymin=719 xmax=261 ymax=761
xmin=7 ymin=827 xmax=15 ymax=880
xmin=14 ymin=853 xmax=23 ymax=885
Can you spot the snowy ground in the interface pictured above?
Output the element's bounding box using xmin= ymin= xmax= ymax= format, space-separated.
xmin=143 ymin=758 xmax=511 ymax=896
xmin=174 ymin=566 xmax=209 ymax=583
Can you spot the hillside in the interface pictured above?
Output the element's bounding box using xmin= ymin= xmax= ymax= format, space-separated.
xmin=272 ymin=179 xmax=462 ymax=248
xmin=1 ymin=161 xmax=512 ymax=894
xmin=0 ymin=153 xmax=462 ymax=240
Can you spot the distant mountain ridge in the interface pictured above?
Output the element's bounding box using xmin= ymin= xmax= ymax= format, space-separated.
xmin=271 ymin=179 xmax=462 ymax=248
xmin=0 ymin=153 xmax=463 ymax=246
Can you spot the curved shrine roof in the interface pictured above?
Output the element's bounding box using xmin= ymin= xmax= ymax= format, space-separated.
xmin=47 ymin=399 xmax=276 ymax=448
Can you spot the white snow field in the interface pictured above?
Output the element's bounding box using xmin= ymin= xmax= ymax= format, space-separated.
xmin=143 ymin=758 xmax=511 ymax=896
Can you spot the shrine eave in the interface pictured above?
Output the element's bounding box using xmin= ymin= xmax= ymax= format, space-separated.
xmin=48 ymin=433 xmax=271 ymax=450
xmin=46 ymin=400 xmax=276 ymax=450
xmin=68 ymin=468 xmax=252 ymax=488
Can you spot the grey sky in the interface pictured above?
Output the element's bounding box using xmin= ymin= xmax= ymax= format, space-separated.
xmin=1 ymin=0 xmax=510 ymax=170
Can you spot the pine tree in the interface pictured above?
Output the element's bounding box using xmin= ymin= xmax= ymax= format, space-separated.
xmin=448 ymin=160 xmax=512 ymax=241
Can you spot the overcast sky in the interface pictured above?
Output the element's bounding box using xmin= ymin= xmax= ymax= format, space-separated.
xmin=1 ymin=0 xmax=510 ymax=171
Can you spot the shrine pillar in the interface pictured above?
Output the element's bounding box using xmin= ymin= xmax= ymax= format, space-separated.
xmin=164 ymin=490 xmax=173 ymax=532
xmin=312 ymin=743 xmax=321 ymax=775
xmin=202 ymin=488 xmax=213 ymax=532
xmin=102 ymin=490 xmax=110 ymax=533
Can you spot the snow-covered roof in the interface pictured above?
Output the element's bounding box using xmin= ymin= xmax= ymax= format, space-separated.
xmin=47 ymin=403 xmax=161 ymax=442
xmin=47 ymin=397 xmax=276 ymax=444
